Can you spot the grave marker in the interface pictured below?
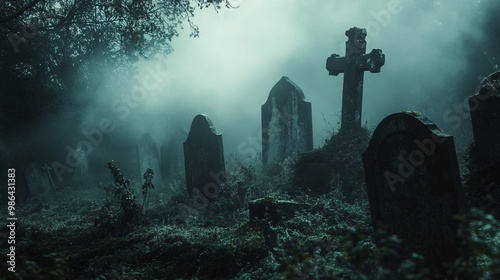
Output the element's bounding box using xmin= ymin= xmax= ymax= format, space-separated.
xmin=71 ymin=146 xmax=88 ymax=187
xmin=25 ymin=162 xmax=54 ymax=195
xmin=362 ymin=112 xmax=467 ymax=275
xmin=137 ymin=133 xmax=161 ymax=187
xmin=261 ymin=76 xmax=313 ymax=166
xmin=326 ymin=27 xmax=385 ymax=132
xmin=184 ymin=114 xmax=225 ymax=202
xmin=161 ymin=128 xmax=188 ymax=183
xmin=469 ymin=70 xmax=500 ymax=164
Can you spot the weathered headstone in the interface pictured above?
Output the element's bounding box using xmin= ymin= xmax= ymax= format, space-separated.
xmin=72 ymin=146 xmax=88 ymax=187
xmin=184 ymin=114 xmax=225 ymax=202
xmin=362 ymin=112 xmax=467 ymax=275
xmin=261 ymin=76 xmax=313 ymax=167
xmin=25 ymin=162 xmax=54 ymax=195
xmin=467 ymin=71 xmax=500 ymax=216
xmin=161 ymin=128 xmax=188 ymax=183
xmin=469 ymin=70 xmax=500 ymax=164
xmin=326 ymin=27 xmax=385 ymax=133
xmin=137 ymin=133 xmax=161 ymax=187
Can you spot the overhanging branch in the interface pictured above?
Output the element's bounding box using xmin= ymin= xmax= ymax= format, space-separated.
xmin=0 ymin=0 xmax=44 ymax=24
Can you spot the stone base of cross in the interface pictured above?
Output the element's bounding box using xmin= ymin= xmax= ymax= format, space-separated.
xmin=326 ymin=27 xmax=385 ymax=133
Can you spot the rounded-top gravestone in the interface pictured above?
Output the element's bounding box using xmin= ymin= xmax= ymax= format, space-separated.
xmin=183 ymin=114 xmax=225 ymax=203
xmin=362 ymin=111 xmax=468 ymax=276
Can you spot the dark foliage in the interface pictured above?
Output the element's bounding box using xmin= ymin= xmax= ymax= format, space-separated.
xmin=4 ymin=137 xmax=500 ymax=279
xmin=292 ymin=127 xmax=370 ymax=199
xmin=95 ymin=161 xmax=142 ymax=230
xmin=0 ymin=0 xmax=231 ymax=135
xmin=464 ymin=141 xmax=500 ymax=219
xmin=141 ymin=167 xmax=155 ymax=211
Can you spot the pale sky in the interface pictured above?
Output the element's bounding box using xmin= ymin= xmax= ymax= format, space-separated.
xmin=57 ymin=0 xmax=499 ymax=176
xmin=125 ymin=1 xmax=489 ymax=153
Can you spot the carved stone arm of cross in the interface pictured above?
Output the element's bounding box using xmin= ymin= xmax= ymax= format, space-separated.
xmin=326 ymin=49 xmax=385 ymax=76
xmin=326 ymin=54 xmax=345 ymax=76
xmin=359 ymin=49 xmax=385 ymax=73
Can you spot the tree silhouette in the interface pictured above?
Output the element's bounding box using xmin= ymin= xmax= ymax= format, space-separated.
xmin=0 ymin=0 xmax=229 ymax=133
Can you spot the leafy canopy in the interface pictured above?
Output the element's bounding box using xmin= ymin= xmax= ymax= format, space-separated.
xmin=0 ymin=0 xmax=230 ymax=131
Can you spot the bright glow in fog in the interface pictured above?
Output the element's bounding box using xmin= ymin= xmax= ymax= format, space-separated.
xmin=39 ymin=0 xmax=499 ymax=179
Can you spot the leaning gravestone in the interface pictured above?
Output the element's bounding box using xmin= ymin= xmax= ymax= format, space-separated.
xmin=362 ymin=112 xmax=467 ymax=276
xmin=161 ymin=128 xmax=188 ymax=183
xmin=262 ymin=76 xmax=313 ymax=167
xmin=137 ymin=133 xmax=162 ymax=188
xmin=469 ymin=70 xmax=500 ymax=165
xmin=25 ymin=162 xmax=53 ymax=195
xmin=184 ymin=114 xmax=225 ymax=203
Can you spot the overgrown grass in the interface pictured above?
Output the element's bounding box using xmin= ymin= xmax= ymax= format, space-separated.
xmin=3 ymin=135 xmax=500 ymax=279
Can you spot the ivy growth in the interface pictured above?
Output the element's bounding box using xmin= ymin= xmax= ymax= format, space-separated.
xmin=141 ymin=167 xmax=155 ymax=212
xmin=96 ymin=161 xmax=142 ymax=229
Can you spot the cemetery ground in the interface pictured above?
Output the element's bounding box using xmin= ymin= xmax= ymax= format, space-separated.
xmin=2 ymin=129 xmax=500 ymax=279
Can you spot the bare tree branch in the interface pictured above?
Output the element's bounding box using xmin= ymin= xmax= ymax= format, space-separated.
xmin=0 ymin=0 xmax=44 ymax=24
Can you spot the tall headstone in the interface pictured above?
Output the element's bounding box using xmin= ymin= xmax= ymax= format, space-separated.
xmin=72 ymin=146 xmax=88 ymax=187
xmin=262 ymin=76 xmax=313 ymax=167
xmin=362 ymin=112 xmax=467 ymax=276
xmin=137 ymin=133 xmax=161 ymax=187
xmin=161 ymin=128 xmax=188 ymax=183
xmin=469 ymin=70 xmax=500 ymax=164
xmin=184 ymin=114 xmax=225 ymax=202
xmin=326 ymin=27 xmax=385 ymax=133
xmin=25 ymin=162 xmax=54 ymax=195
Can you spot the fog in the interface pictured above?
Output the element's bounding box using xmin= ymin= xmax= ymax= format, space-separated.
xmin=11 ymin=0 xmax=500 ymax=185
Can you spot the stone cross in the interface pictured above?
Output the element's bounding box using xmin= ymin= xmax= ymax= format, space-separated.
xmin=326 ymin=27 xmax=385 ymax=132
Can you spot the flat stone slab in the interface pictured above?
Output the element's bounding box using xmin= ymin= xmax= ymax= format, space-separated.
xmin=249 ymin=197 xmax=313 ymax=224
